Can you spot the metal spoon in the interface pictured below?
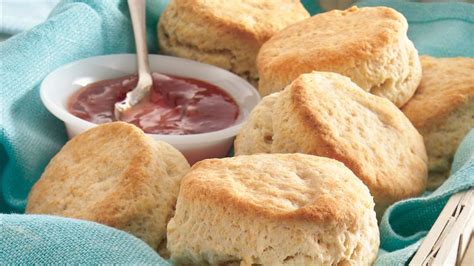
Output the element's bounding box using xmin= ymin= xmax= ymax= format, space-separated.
xmin=114 ymin=0 xmax=168 ymax=120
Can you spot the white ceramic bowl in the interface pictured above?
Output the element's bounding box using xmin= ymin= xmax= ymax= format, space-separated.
xmin=41 ymin=54 xmax=260 ymax=164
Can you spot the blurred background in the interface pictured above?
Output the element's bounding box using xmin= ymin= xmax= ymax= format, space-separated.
xmin=1 ymin=0 xmax=472 ymax=41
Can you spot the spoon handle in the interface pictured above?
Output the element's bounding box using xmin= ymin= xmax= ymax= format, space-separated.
xmin=128 ymin=0 xmax=152 ymax=81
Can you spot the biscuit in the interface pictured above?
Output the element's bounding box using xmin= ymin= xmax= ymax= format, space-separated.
xmin=158 ymin=0 xmax=309 ymax=86
xmin=402 ymin=56 xmax=474 ymax=189
xmin=26 ymin=122 xmax=190 ymax=254
xmin=167 ymin=153 xmax=379 ymax=265
xmin=257 ymin=6 xmax=421 ymax=107
xmin=235 ymin=72 xmax=428 ymax=215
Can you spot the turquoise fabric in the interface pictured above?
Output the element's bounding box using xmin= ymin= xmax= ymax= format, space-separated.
xmin=1 ymin=0 xmax=473 ymax=264
xmin=0 ymin=214 xmax=170 ymax=265
xmin=358 ymin=0 xmax=474 ymax=57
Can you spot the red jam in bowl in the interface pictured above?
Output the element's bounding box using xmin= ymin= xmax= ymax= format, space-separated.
xmin=68 ymin=73 xmax=239 ymax=135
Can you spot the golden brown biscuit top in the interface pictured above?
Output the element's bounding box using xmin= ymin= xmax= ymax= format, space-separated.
xmin=26 ymin=122 xmax=190 ymax=221
xmin=171 ymin=0 xmax=310 ymax=42
xmin=277 ymin=72 xmax=427 ymax=205
xmin=402 ymin=56 xmax=474 ymax=129
xmin=257 ymin=6 xmax=407 ymax=74
xmin=179 ymin=154 xmax=374 ymax=227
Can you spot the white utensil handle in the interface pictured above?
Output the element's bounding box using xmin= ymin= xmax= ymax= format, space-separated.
xmin=128 ymin=0 xmax=151 ymax=79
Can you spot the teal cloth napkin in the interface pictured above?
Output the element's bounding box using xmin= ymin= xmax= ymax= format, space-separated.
xmin=0 ymin=214 xmax=169 ymax=264
xmin=1 ymin=0 xmax=473 ymax=264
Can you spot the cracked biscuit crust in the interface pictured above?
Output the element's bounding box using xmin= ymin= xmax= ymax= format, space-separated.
xmin=26 ymin=122 xmax=190 ymax=255
xmin=235 ymin=72 xmax=427 ymax=216
xmin=167 ymin=154 xmax=379 ymax=265
xmin=158 ymin=0 xmax=309 ymax=87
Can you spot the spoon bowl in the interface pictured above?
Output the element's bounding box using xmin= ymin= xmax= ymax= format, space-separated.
xmin=114 ymin=0 xmax=154 ymax=120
